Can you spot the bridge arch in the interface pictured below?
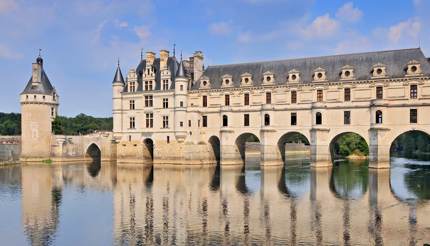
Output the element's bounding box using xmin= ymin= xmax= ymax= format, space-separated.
xmin=389 ymin=130 xmax=430 ymax=161
xmin=235 ymin=132 xmax=260 ymax=164
xmin=277 ymin=132 xmax=310 ymax=163
xmin=143 ymin=138 xmax=154 ymax=160
xmin=85 ymin=143 xmax=101 ymax=161
xmin=208 ymin=135 xmax=221 ymax=164
xmin=329 ymin=132 xmax=369 ymax=162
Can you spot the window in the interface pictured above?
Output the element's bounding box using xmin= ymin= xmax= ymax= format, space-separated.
xmin=129 ymin=82 xmax=136 ymax=92
xmin=344 ymin=88 xmax=351 ymax=102
xmin=129 ymin=117 xmax=136 ymax=129
xmin=129 ymin=100 xmax=135 ymax=110
xmin=180 ymin=84 xmax=184 ymax=91
xmin=376 ymin=86 xmax=383 ymax=99
xmin=225 ymin=94 xmax=230 ymax=106
xmin=43 ymin=96 xmax=45 ymax=100
xmin=316 ymin=112 xmax=322 ymax=125
xmin=317 ymin=90 xmax=323 ymax=102
xmin=264 ymin=114 xmax=270 ymax=126
xmin=180 ymin=101 xmax=184 ymax=107
xmin=244 ymin=93 xmax=250 ymax=106
xmin=266 ymin=92 xmax=272 ymax=104
xmin=244 ymin=114 xmax=250 ymax=126
xmin=162 ymin=116 xmax=169 ymax=128
xmin=163 ymin=98 xmax=169 ymax=108
xmin=291 ymin=112 xmax=297 ymax=126
xmin=410 ymin=109 xmax=417 ymax=123
xmin=375 ymin=110 xmax=383 ymax=124
xmin=163 ymin=79 xmax=169 ymax=90
xmin=145 ymin=80 xmax=153 ymax=91
xmin=188 ymin=120 xmax=191 ymax=127
xmin=180 ymin=121 xmax=183 ymax=127
xmin=222 ymin=115 xmax=228 ymax=127
xmin=51 ymin=107 xmax=55 ymax=117
xmin=145 ymin=95 xmax=153 ymax=107
xmin=202 ymin=116 xmax=207 ymax=127
xmin=344 ymin=111 xmax=351 ymax=125
xmin=291 ymin=91 xmax=297 ymax=104
xmin=145 ymin=113 xmax=153 ymax=128
xmin=202 ymin=95 xmax=208 ymax=107
xmin=167 ymin=136 xmax=170 ymax=143
xmin=410 ymin=85 xmax=418 ymax=99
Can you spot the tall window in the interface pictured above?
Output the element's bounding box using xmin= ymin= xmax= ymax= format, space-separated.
xmin=202 ymin=95 xmax=208 ymax=107
xmin=291 ymin=112 xmax=297 ymax=126
xmin=145 ymin=80 xmax=153 ymax=91
xmin=264 ymin=114 xmax=270 ymax=126
xmin=51 ymin=107 xmax=55 ymax=117
xmin=145 ymin=113 xmax=153 ymax=128
xmin=163 ymin=79 xmax=169 ymax=90
xmin=163 ymin=98 xmax=169 ymax=108
xmin=316 ymin=112 xmax=322 ymax=125
xmin=244 ymin=93 xmax=250 ymax=106
xmin=291 ymin=91 xmax=297 ymax=104
xmin=144 ymin=95 xmax=153 ymax=107
xmin=317 ymin=90 xmax=323 ymax=102
xmin=222 ymin=115 xmax=228 ymax=127
xmin=376 ymin=86 xmax=383 ymax=99
xmin=266 ymin=92 xmax=272 ymax=104
xmin=410 ymin=109 xmax=417 ymax=123
xmin=244 ymin=114 xmax=250 ymax=126
xmin=180 ymin=101 xmax=184 ymax=107
xmin=188 ymin=120 xmax=191 ymax=127
xmin=180 ymin=84 xmax=184 ymax=91
xmin=202 ymin=116 xmax=207 ymax=127
xmin=129 ymin=82 xmax=136 ymax=92
xmin=344 ymin=88 xmax=351 ymax=102
xmin=129 ymin=117 xmax=135 ymax=129
xmin=344 ymin=111 xmax=351 ymax=125
xmin=375 ymin=110 xmax=383 ymax=124
xmin=162 ymin=116 xmax=169 ymax=128
xmin=410 ymin=85 xmax=418 ymax=99
xmin=129 ymin=100 xmax=135 ymax=110
xmin=225 ymin=94 xmax=230 ymax=106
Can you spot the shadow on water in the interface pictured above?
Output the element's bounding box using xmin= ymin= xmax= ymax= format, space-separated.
xmin=209 ymin=163 xmax=220 ymax=191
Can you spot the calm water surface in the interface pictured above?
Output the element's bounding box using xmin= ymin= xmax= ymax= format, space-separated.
xmin=0 ymin=158 xmax=430 ymax=245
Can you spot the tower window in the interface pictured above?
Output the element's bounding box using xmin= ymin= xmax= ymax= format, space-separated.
xmin=145 ymin=113 xmax=153 ymax=128
xmin=162 ymin=116 xmax=169 ymax=128
xmin=344 ymin=111 xmax=351 ymax=125
xmin=163 ymin=98 xmax=169 ymax=109
xmin=180 ymin=121 xmax=183 ymax=127
xmin=51 ymin=107 xmax=55 ymax=117
xmin=410 ymin=85 xmax=418 ymax=99
xmin=344 ymin=88 xmax=351 ymax=102
xmin=376 ymin=86 xmax=383 ymax=99
xmin=244 ymin=114 xmax=250 ymax=126
xmin=266 ymin=92 xmax=271 ymax=104
xmin=375 ymin=110 xmax=383 ymax=124
xmin=291 ymin=91 xmax=297 ymax=104
xmin=316 ymin=112 xmax=322 ymax=125
xmin=129 ymin=117 xmax=136 ymax=129
xmin=180 ymin=101 xmax=184 ymax=107
xmin=202 ymin=95 xmax=208 ymax=107
xmin=317 ymin=90 xmax=323 ymax=102
xmin=225 ymin=94 xmax=230 ymax=106
xmin=145 ymin=95 xmax=153 ymax=107
xmin=410 ymin=109 xmax=417 ymax=123
xmin=129 ymin=100 xmax=135 ymax=110
xmin=264 ymin=114 xmax=270 ymax=126
xmin=202 ymin=116 xmax=207 ymax=127
xmin=291 ymin=112 xmax=297 ymax=126
xmin=180 ymin=84 xmax=184 ymax=91
xmin=222 ymin=115 xmax=228 ymax=127
xmin=244 ymin=93 xmax=250 ymax=106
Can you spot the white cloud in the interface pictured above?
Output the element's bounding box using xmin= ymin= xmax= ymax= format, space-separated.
xmin=0 ymin=0 xmax=17 ymax=14
xmin=300 ymin=14 xmax=339 ymax=39
xmin=134 ymin=26 xmax=151 ymax=40
xmin=388 ymin=18 xmax=421 ymax=43
xmin=237 ymin=31 xmax=252 ymax=44
xmin=114 ymin=19 xmax=129 ymax=28
xmin=0 ymin=44 xmax=22 ymax=59
xmin=336 ymin=2 xmax=363 ymax=22
xmin=209 ymin=21 xmax=232 ymax=36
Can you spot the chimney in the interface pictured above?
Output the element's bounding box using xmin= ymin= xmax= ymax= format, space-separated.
xmin=159 ymin=50 xmax=169 ymax=70
xmin=146 ymin=51 xmax=156 ymax=65
xmin=31 ymin=62 xmax=42 ymax=84
xmin=192 ymin=51 xmax=204 ymax=81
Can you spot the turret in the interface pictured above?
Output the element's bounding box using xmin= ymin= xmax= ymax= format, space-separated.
xmin=112 ymin=62 xmax=125 ymax=133
xmin=20 ymin=55 xmax=59 ymax=161
xmin=174 ymin=58 xmax=188 ymax=142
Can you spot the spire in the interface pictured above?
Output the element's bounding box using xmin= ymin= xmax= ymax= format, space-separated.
xmin=36 ymin=48 xmax=43 ymax=65
xmin=112 ymin=61 xmax=125 ymax=84
xmin=173 ymin=43 xmax=176 ymax=58
xmin=176 ymin=56 xmax=186 ymax=78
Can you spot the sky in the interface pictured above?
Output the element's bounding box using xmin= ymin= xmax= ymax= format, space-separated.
xmin=0 ymin=0 xmax=428 ymax=117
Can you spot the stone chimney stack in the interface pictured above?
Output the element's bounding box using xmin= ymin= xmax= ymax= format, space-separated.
xmin=32 ymin=59 xmax=43 ymax=85
xmin=192 ymin=51 xmax=204 ymax=81
xmin=146 ymin=51 xmax=156 ymax=65
xmin=160 ymin=50 xmax=169 ymax=70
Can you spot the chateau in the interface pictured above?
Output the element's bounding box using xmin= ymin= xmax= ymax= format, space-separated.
xmin=20 ymin=48 xmax=430 ymax=168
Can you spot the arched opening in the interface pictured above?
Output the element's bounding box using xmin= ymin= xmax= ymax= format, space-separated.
xmin=86 ymin=143 xmax=101 ymax=162
xmin=235 ymin=133 xmax=260 ymax=165
xmin=264 ymin=114 xmax=270 ymax=126
xmin=375 ymin=110 xmax=383 ymax=124
xmin=316 ymin=112 xmax=322 ymax=125
xmin=390 ymin=130 xmax=430 ymax=161
xmin=143 ymin=138 xmax=154 ymax=160
xmin=329 ymin=132 xmax=369 ymax=163
xmin=277 ymin=132 xmax=310 ymax=163
xmin=208 ymin=136 xmax=221 ymax=164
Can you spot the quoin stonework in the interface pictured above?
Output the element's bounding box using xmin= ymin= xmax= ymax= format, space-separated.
xmin=20 ymin=48 xmax=430 ymax=168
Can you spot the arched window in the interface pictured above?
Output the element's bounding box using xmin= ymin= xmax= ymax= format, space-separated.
xmin=222 ymin=115 xmax=228 ymax=127
xmin=264 ymin=114 xmax=270 ymax=126
xmin=376 ymin=110 xmax=383 ymax=124
xmin=316 ymin=112 xmax=322 ymax=125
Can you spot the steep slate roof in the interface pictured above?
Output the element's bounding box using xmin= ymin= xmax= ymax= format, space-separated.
xmin=191 ymin=48 xmax=430 ymax=90
xmin=21 ymin=67 xmax=55 ymax=95
xmin=112 ymin=65 xmax=125 ymax=84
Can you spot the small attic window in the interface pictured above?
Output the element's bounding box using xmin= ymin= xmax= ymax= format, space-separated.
xmin=203 ymin=81 xmax=208 ymax=86
xmin=266 ymin=76 xmax=271 ymax=82
xmin=317 ymin=72 xmax=323 ymax=79
xmin=376 ymin=68 xmax=382 ymax=75
xmin=244 ymin=78 xmax=249 ymax=83
xmin=225 ymin=79 xmax=230 ymax=84
xmin=291 ymin=74 xmax=297 ymax=80
xmin=26 ymin=95 xmax=29 ymax=99
xmin=411 ymin=65 xmax=417 ymax=73
xmin=345 ymin=71 xmax=351 ymax=77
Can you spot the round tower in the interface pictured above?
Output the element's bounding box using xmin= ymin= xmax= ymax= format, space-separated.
xmin=174 ymin=59 xmax=188 ymax=142
xmin=112 ymin=62 xmax=125 ymax=134
xmin=20 ymin=55 xmax=59 ymax=161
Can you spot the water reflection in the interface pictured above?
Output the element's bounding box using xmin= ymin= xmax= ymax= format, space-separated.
xmin=0 ymin=158 xmax=429 ymax=245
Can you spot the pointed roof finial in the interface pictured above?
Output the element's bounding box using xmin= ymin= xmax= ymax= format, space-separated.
xmin=38 ymin=48 xmax=42 ymax=57
xmin=180 ymin=50 xmax=183 ymax=61
xmin=140 ymin=48 xmax=143 ymax=60
xmin=173 ymin=43 xmax=176 ymax=57
xmin=117 ymin=58 xmax=120 ymax=67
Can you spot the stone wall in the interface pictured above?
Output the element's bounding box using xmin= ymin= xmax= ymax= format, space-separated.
xmin=0 ymin=136 xmax=21 ymax=163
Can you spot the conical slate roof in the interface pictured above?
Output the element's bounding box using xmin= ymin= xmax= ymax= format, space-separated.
xmin=176 ymin=60 xmax=186 ymax=78
xmin=21 ymin=57 xmax=55 ymax=95
xmin=112 ymin=65 xmax=125 ymax=84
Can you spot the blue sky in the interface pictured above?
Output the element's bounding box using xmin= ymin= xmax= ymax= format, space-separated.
xmin=0 ymin=0 xmax=428 ymax=117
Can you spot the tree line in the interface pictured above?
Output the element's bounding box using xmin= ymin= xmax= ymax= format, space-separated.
xmin=0 ymin=112 xmax=112 ymax=136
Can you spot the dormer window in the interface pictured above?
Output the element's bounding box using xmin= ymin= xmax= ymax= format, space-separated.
xmin=263 ymin=71 xmax=274 ymax=84
xmin=200 ymin=76 xmax=210 ymax=89
xmin=405 ymin=60 xmax=422 ymax=76
xmin=240 ymin=72 xmax=253 ymax=86
xmin=312 ymin=67 xmax=327 ymax=82
xmin=288 ymin=69 xmax=300 ymax=83
xmin=222 ymin=74 xmax=233 ymax=87
xmin=340 ymin=65 xmax=354 ymax=80
xmin=371 ymin=63 xmax=387 ymax=78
